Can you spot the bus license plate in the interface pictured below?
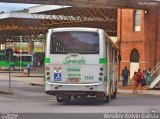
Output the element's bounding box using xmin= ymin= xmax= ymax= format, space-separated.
xmin=68 ymin=78 xmax=80 ymax=83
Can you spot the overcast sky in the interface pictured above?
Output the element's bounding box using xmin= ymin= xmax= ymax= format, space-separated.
xmin=0 ymin=2 xmax=40 ymax=12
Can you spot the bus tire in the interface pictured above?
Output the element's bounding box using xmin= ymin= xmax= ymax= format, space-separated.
xmin=112 ymin=81 xmax=117 ymax=99
xmin=112 ymin=88 xmax=117 ymax=99
xmin=105 ymin=94 xmax=111 ymax=103
xmin=56 ymin=95 xmax=64 ymax=103
xmin=64 ymin=95 xmax=71 ymax=104
xmin=104 ymin=84 xmax=111 ymax=103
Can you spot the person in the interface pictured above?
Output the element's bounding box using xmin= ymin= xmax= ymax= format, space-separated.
xmin=121 ymin=66 xmax=130 ymax=87
xmin=147 ymin=68 xmax=151 ymax=85
xmin=136 ymin=69 xmax=144 ymax=93
xmin=131 ymin=72 xmax=138 ymax=93
xmin=33 ymin=58 xmax=38 ymax=70
xmin=27 ymin=63 xmax=31 ymax=76
xmin=6 ymin=47 xmax=13 ymax=61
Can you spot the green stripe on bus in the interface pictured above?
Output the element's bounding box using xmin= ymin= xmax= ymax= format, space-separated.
xmin=45 ymin=58 xmax=50 ymax=63
xmin=0 ymin=61 xmax=10 ymax=66
xmin=99 ymin=58 xmax=107 ymax=64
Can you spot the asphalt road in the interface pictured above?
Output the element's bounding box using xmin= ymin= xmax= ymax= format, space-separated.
xmin=0 ymin=73 xmax=160 ymax=114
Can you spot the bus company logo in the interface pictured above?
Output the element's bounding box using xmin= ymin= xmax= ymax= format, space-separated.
xmin=63 ymin=56 xmax=86 ymax=64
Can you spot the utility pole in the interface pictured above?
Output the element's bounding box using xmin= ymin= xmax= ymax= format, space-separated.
xmin=20 ymin=36 xmax=23 ymax=72
xmin=9 ymin=51 xmax=11 ymax=91
xmin=6 ymin=47 xmax=13 ymax=92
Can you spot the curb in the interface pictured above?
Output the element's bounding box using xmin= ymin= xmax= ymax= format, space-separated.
xmin=118 ymin=91 xmax=160 ymax=97
xmin=0 ymin=90 xmax=13 ymax=95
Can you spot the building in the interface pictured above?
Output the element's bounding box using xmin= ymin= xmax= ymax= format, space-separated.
xmin=118 ymin=7 xmax=160 ymax=78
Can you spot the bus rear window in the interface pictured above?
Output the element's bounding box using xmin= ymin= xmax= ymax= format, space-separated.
xmin=50 ymin=31 xmax=99 ymax=54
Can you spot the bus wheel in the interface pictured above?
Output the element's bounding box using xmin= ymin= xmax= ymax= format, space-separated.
xmin=112 ymin=82 xmax=117 ymax=99
xmin=64 ymin=95 xmax=71 ymax=104
xmin=56 ymin=95 xmax=64 ymax=103
xmin=105 ymin=94 xmax=111 ymax=103
xmin=112 ymin=88 xmax=117 ymax=99
xmin=104 ymin=85 xmax=111 ymax=103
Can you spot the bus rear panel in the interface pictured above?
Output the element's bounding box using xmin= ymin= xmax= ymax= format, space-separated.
xmin=45 ymin=27 xmax=118 ymax=103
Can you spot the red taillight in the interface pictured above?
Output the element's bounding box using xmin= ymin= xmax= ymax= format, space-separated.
xmin=46 ymin=67 xmax=49 ymax=71
xmin=99 ymin=72 xmax=103 ymax=76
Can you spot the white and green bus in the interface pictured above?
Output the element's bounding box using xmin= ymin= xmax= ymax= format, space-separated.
xmin=45 ymin=27 xmax=119 ymax=103
xmin=0 ymin=53 xmax=33 ymax=71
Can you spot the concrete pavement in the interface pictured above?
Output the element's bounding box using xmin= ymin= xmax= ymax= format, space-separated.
xmin=0 ymin=72 xmax=159 ymax=96
xmin=118 ymin=89 xmax=160 ymax=96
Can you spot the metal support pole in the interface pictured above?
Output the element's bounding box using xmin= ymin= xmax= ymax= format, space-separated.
xmin=9 ymin=52 xmax=11 ymax=91
xmin=20 ymin=36 xmax=22 ymax=72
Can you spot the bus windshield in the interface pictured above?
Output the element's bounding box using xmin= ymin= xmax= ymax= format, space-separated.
xmin=50 ymin=31 xmax=99 ymax=54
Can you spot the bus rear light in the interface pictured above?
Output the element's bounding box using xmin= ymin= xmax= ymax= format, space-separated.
xmin=47 ymin=77 xmax=50 ymax=80
xmin=99 ymin=72 xmax=103 ymax=76
xmin=99 ymin=77 xmax=102 ymax=81
xmin=46 ymin=67 xmax=49 ymax=71
xmin=46 ymin=72 xmax=50 ymax=75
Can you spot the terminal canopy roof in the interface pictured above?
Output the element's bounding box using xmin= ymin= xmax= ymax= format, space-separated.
xmin=0 ymin=0 xmax=159 ymax=9
xmin=0 ymin=6 xmax=117 ymax=42
xmin=0 ymin=12 xmax=51 ymax=42
xmin=29 ymin=6 xmax=117 ymax=35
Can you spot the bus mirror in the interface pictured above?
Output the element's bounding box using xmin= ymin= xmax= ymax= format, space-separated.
xmin=118 ymin=54 xmax=121 ymax=61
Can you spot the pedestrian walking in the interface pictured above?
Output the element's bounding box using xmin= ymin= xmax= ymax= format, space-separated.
xmin=121 ymin=66 xmax=130 ymax=87
xmin=27 ymin=63 xmax=31 ymax=77
xmin=33 ymin=58 xmax=38 ymax=70
xmin=147 ymin=68 xmax=151 ymax=85
xmin=137 ymin=69 xmax=146 ymax=93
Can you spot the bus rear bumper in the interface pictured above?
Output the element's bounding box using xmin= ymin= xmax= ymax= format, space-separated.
xmin=45 ymin=81 xmax=106 ymax=95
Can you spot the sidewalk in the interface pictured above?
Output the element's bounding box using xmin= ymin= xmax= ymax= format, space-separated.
xmin=118 ymin=82 xmax=160 ymax=96
xmin=118 ymin=89 xmax=160 ymax=96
